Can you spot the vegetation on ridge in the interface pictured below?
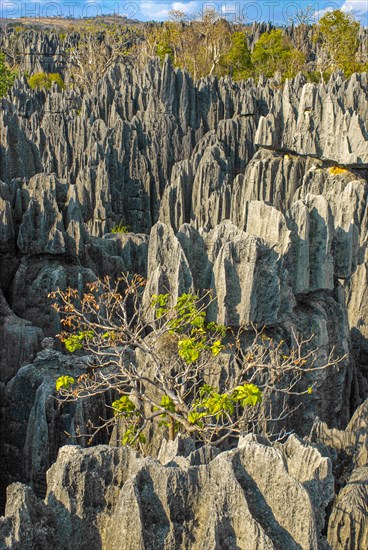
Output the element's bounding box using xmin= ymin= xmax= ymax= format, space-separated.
xmin=132 ymin=8 xmax=367 ymax=81
xmin=1 ymin=7 xmax=367 ymax=96
xmin=28 ymin=72 xmax=65 ymax=91
xmin=110 ymin=225 xmax=130 ymax=234
xmin=0 ymin=53 xmax=16 ymax=97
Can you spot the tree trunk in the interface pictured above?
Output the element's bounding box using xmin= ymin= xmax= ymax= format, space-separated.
xmin=169 ymin=418 xmax=176 ymax=441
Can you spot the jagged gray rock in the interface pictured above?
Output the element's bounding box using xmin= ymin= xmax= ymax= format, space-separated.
xmin=310 ymin=398 xmax=368 ymax=469
xmin=143 ymin=221 xmax=193 ymax=306
xmin=328 ymin=466 xmax=368 ymax=550
xmin=278 ymin=434 xmax=334 ymax=541
xmin=0 ymin=32 xmax=368 ymax=548
xmin=307 ymin=398 xmax=368 ymax=549
xmin=255 ymin=74 xmax=368 ymax=166
xmin=0 ymin=482 xmax=54 ymax=550
xmin=0 ymin=289 xmax=43 ymax=382
xmin=0 ymin=435 xmax=334 ymax=550
xmin=210 ymin=227 xmax=289 ymax=325
xmin=1 ymin=347 xmax=112 ymax=500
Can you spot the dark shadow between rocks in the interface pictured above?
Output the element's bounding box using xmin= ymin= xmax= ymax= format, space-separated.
xmin=135 ymin=467 xmax=171 ymax=550
xmin=46 ymin=490 xmax=103 ymax=550
xmin=216 ymin=514 xmax=242 ymax=550
xmin=350 ymin=327 xmax=368 ymax=407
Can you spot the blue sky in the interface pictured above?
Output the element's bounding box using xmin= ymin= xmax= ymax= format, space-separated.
xmin=1 ymin=0 xmax=368 ymax=25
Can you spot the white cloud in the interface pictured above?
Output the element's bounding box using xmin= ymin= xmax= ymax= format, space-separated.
xmin=314 ymin=1 xmax=368 ymax=23
xmin=314 ymin=6 xmax=334 ymax=21
xmin=171 ymin=1 xmax=199 ymax=15
xmin=139 ymin=1 xmax=201 ymax=20
xmin=139 ymin=2 xmax=170 ymax=20
xmin=341 ymin=0 xmax=368 ymax=14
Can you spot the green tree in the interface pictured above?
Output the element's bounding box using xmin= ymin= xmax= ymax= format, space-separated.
xmin=318 ymin=9 xmax=361 ymax=77
xmin=252 ymin=29 xmax=305 ymax=79
xmin=28 ymin=72 xmax=65 ymax=91
xmin=0 ymin=53 xmax=16 ymax=97
xmin=50 ymin=274 xmax=336 ymax=451
xmin=157 ymin=39 xmax=174 ymax=63
xmin=223 ymin=32 xmax=252 ymax=80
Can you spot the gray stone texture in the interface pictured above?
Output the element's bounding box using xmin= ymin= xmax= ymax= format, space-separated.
xmin=0 ymin=28 xmax=368 ymax=548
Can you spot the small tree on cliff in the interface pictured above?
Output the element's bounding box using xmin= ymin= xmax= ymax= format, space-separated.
xmin=65 ymin=22 xmax=136 ymax=88
xmin=0 ymin=53 xmax=16 ymax=97
xmin=318 ymin=9 xmax=361 ymax=77
xmin=28 ymin=72 xmax=65 ymax=91
xmin=223 ymin=32 xmax=252 ymax=80
xmin=251 ymin=29 xmax=306 ymax=79
xmin=51 ymin=275 xmax=341 ymax=450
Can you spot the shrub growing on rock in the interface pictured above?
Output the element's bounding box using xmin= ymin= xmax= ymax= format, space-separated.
xmin=51 ymin=275 xmax=341 ymax=450
xmin=110 ymin=225 xmax=130 ymax=234
xmin=28 ymin=72 xmax=64 ymax=91
xmin=0 ymin=53 xmax=16 ymax=97
xmin=318 ymin=9 xmax=361 ymax=77
xmin=251 ymin=29 xmax=305 ymax=79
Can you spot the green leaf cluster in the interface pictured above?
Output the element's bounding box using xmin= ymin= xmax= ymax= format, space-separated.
xmin=112 ymin=395 xmax=137 ymax=417
xmin=211 ymin=340 xmax=224 ymax=357
xmin=232 ymin=383 xmax=263 ymax=407
xmin=122 ymin=426 xmax=146 ymax=446
xmin=159 ymin=395 xmax=176 ymax=413
xmin=28 ymin=72 xmax=65 ymax=91
xmin=202 ymin=392 xmax=235 ymax=420
xmin=151 ymin=293 xmax=170 ymax=319
xmin=188 ymin=383 xmax=262 ymax=425
xmin=64 ymin=330 xmax=94 ymax=353
xmin=157 ymin=40 xmax=174 ymax=63
xmin=101 ymin=330 xmax=118 ymax=342
xmin=171 ymin=293 xmax=206 ymax=332
xmin=151 ymin=293 xmax=227 ymax=365
xmin=154 ymin=395 xmax=180 ymax=433
xmin=318 ymin=9 xmax=361 ymax=76
xmin=178 ymin=337 xmax=204 ymax=364
xmin=0 ymin=53 xmax=16 ymax=97
xmin=55 ymin=375 xmax=75 ymax=392
xmin=223 ymin=32 xmax=252 ymax=80
xmin=177 ymin=336 xmax=223 ymax=364
xmin=251 ymin=29 xmax=305 ymax=79
xmin=207 ymin=322 xmax=227 ymax=338
xmin=112 ymin=396 xmax=146 ymax=446
xmin=110 ymin=225 xmax=129 ymax=234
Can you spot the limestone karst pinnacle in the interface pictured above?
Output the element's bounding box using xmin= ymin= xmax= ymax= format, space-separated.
xmin=1 ymin=20 xmax=368 ymax=549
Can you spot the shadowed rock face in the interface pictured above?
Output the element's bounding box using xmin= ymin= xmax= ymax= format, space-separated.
xmin=1 ymin=398 xmax=367 ymax=549
xmin=0 ymin=434 xmax=335 ymax=550
xmin=0 ymin=344 xmax=114 ymax=513
xmin=309 ymin=399 xmax=368 ymax=549
xmin=0 ymin=64 xmax=366 ymax=402
xmin=328 ymin=466 xmax=368 ymax=550
xmin=0 ymin=30 xmax=368 ymax=547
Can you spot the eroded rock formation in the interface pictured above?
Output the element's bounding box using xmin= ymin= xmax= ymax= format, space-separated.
xmin=0 ymin=434 xmax=335 ymax=550
xmin=0 ymin=29 xmax=368 ymax=548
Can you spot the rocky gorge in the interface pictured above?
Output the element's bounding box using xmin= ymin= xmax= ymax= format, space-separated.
xmin=0 ymin=25 xmax=368 ymax=550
